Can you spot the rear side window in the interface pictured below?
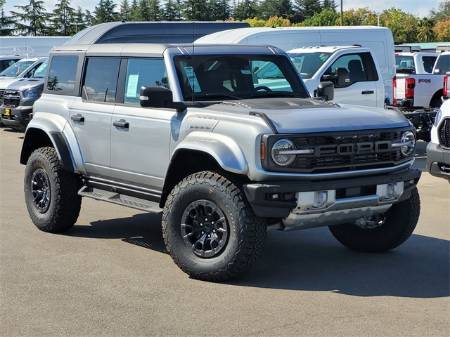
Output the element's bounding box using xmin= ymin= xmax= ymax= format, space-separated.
xmin=434 ymin=55 xmax=450 ymax=75
xmin=422 ymin=56 xmax=437 ymax=74
xmin=47 ymin=55 xmax=79 ymax=95
xmin=123 ymin=58 xmax=168 ymax=105
xmin=82 ymin=57 xmax=120 ymax=103
xmin=324 ymin=53 xmax=378 ymax=88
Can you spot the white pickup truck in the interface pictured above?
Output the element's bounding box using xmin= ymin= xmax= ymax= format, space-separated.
xmin=393 ymin=51 xmax=449 ymax=110
xmin=287 ymin=46 xmax=385 ymax=108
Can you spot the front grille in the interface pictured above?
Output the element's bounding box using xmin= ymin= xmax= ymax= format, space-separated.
xmin=439 ymin=118 xmax=450 ymax=148
xmin=0 ymin=89 xmax=4 ymax=104
xmin=2 ymin=90 xmax=20 ymax=107
xmin=265 ymin=129 xmax=411 ymax=174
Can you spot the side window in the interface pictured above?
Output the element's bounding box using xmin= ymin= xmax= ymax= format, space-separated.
xmin=324 ymin=53 xmax=378 ymax=88
xmin=47 ymin=55 xmax=79 ymax=95
xmin=422 ymin=56 xmax=437 ymax=74
xmin=123 ymin=58 xmax=168 ymax=105
xmin=434 ymin=55 xmax=450 ymax=75
xmin=82 ymin=57 xmax=120 ymax=103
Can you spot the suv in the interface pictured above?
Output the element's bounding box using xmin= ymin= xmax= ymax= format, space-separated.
xmin=21 ymin=37 xmax=421 ymax=281
xmin=1 ymin=59 xmax=48 ymax=130
xmin=427 ymin=99 xmax=450 ymax=181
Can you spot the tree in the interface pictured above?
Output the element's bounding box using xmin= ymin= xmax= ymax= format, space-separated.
xmin=417 ymin=18 xmax=436 ymax=42
xmin=293 ymin=0 xmax=322 ymax=21
xmin=183 ymin=0 xmax=210 ymax=20
xmin=147 ymin=0 xmax=161 ymax=20
xmin=164 ymin=0 xmax=182 ymax=20
xmin=84 ymin=9 xmax=95 ymax=26
xmin=50 ymin=0 xmax=76 ymax=36
xmin=129 ymin=0 xmax=140 ymax=20
xmin=233 ymin=0 xmax=258 ymax=20
xmin=340 ymin=8 xmax=377 ymax=26
xmin=258 ymin=0 xmax=293 ymax=20
xmin=209 ymin=0 xmax=230 ymax=20
xmin=120 ymin=0 xmax=131 ymax=21
xmin=322 ymin=0 xmax=336 ymax=11
xmin=300 ymin=7 xmax=338 ymax=26
xmin=380 ymin=8 xmax=419 ymax=43
xmin=93 ymin=0 xmax=118 ymax=24
xmin=73 ymin=7 xmax=88 ymax=33
xmin=433 ymin=18 xmax=450 ymax=41
xmin=430 ymin=1 xmax=450 ymax=22
xmin=11 ymin=0 xmax=49 ymax=36
xmin=0 ymin=8 xmax=16 ymax=36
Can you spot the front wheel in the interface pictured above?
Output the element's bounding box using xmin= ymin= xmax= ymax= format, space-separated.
xmin=162 ymin=171 xmax=266 ymax=281
xmin=329 ymin=187 xmax=420 ymax=252
xmin=24 ymin=147 xmax=81 ymax=233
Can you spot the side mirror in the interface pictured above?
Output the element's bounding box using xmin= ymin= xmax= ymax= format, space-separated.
xmin=321 ymin=74 xmax=337 ymax=82
xmin=140 ymin=86 xmax=186 ymax=112
xmin=317 ymin=81 xmax=334 ymax=101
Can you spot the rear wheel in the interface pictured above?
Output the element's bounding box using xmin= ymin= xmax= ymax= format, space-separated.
xmin=162 ymin=171 xmax=266 ymax=281
xmin=24 ymin=147 xmax=81 ymax=233
xmin=329 ymin=187 xmax=420 ymax=252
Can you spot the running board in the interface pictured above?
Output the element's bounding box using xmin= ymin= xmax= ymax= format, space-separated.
xmin=78 ymin=186 xmax=161 ymax=212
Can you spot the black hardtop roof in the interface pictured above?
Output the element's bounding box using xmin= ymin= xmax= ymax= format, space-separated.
xmin=66 ymin=21 xmax=249 ymax=46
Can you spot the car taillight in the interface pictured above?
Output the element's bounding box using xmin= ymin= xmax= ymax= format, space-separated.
xmin=405 ymin=78 xmax=415 ymax=99
xmin=444 ymin=75 xmax=448 ymax=98
xmin=392 ymin=76 xmax=397 ymax=106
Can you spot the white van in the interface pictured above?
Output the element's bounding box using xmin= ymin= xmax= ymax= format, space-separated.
xmin=196 ymin=26 xmax=396 ymax=103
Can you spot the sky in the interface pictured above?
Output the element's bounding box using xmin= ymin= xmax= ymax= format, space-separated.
xmin=3 ymin=0 xmax=443 ymax=18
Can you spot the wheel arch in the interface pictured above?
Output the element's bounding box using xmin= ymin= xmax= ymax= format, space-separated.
xmin=430 ymin=89 xmax=444 ymax=108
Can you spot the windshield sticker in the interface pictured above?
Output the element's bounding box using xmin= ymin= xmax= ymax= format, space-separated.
xmin=126 ymin=74 xmax=139 ymax=98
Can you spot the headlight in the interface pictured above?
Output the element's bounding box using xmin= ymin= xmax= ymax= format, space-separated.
xmin=434 ymin=109 xmax=442 ymax=127
xmin=271 ymin=139 xmax=296 ymax=166
xmin=399 ymin=131 xmax=416 ymax=156
xmin=23 ymin=87 xmax=42 ymax=99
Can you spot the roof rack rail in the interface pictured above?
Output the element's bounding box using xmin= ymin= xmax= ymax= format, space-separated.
xmin=395 ymin=45 xmax=421 ymax=53
xmin=437 ymin=45 xmax=450 ymax=52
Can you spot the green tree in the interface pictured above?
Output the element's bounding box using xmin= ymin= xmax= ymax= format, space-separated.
xmin=93 ymin=0 xmax=118 ymax=23
xmin=0 ymin=8 xmax=15 ymax=36
xmin=209 ymin=0 xmax=230 ymax=20
xmin=183 ymin=0 xmax=210 ymax=20
xmin=129 ymin=0 xmax=140 ymax=20
xmin=380 ymin=8 xmax=419 ymax=43
xmin=164 ymin=0 xmax=182 ymax=20
xmin=300 ymin=8 xmax=338 ymax=26
xmin=322 ymin=0 xmax=336 ymax=11
xmin=293 ymin=0 xmax=322 ymax=21
xmin=340 ymin=8 xmax=377 ymax=26
xmin=50 ymin=0 xmax=76 ymax=36
xmin=11 ymin=0 xmax=49 ymax=36
xmin=430 ymin=1 xmax=450 ymax=22
xmin=84 ymin=9 xmax=95 ymax=26
xmin=433 ymin=18 xmax=450 ymax=41
xmin=258 ymin=0 xmax=293 ymax=20
xmin=73 ymin=7 xmax=88 ymax=33
xmin=233 ymin=0 xmax=258 ymax=20
xmin=120 ymin=0 xmax=131 ymax=21
xmin=417 ymin=18 xmax=436 ymax=42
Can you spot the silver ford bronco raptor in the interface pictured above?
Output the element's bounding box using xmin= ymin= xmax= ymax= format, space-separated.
xmin=21 ymin=27 xmax=421 ymax=281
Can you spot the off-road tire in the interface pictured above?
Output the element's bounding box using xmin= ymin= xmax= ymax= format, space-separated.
xmin=162 ymin=171 xmax=266 ymax=281
xmin=24 ymin=147 xmax=81 ymax=233
xmin=329 ymin=187 xmax=420 ymax=252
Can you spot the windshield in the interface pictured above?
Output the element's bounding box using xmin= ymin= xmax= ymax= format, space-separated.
xmin=174 ymin=54 xmax=309 ymax=101
xmin=395 ymin=55 xmax=415 ymax=73
xmin=0 ymin=60 xmax=34 ymax=77
xmin=32 ymin=61 xmax=48 ymax=78
xmin=289 ymin=52 xmax=331 ymax=79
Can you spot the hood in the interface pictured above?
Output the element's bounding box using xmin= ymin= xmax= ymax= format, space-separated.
xmin=205 ymin=98 xmax=410 ymax=133
xmin=6 ymin=78 xmax=44 ymax=91
xmin=0 ymin=78 xmax=19 ymax=90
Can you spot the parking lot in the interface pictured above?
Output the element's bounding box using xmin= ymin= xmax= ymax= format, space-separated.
xmin=0 ymin=127 xmax=448 ymax=336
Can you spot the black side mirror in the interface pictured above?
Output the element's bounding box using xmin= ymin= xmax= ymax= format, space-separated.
xmin=317 ymin=81 xmax=334 ymax=101
xmin=321 ymin=74 xmax=337 ymax=83
xmin=140 ymin=86 xmax=186 ymax=112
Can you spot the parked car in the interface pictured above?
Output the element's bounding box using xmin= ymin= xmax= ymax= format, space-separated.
xmin=288 ymin=46 xmax=385 ymax=107
xmin=21 ymin=23 xmax=421 ymax=282
xmin=427 ymin=99 xmax=450 ymax=181
xmin=196 ymin=26 xmax=396 ymax=104
xmin=395 ymin=48 xmax=438 ymax=74
xmin=1 ymin=59 xmax=48 ymax=130
xmin=0 ymin=56 xmax=21 ymax=73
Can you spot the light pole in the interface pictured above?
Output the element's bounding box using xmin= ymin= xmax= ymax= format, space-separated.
xmin=340 ymin=0 xmax=344 ymax=26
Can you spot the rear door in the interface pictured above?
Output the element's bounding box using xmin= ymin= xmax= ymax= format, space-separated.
xmin=322 ymin=52 xmax=381 ymax=107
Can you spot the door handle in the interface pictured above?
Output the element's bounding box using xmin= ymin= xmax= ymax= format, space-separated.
xmin=113 ymin=119 xmax=129 ymax=129
xmin=361 ymin=90 xmax=375 ymax=95
xmin=71 ymin=113 xmax=84 ymax=122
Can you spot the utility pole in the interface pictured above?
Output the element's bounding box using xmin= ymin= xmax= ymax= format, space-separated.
xmin=340 ymin=0 xmax=343 ymax=26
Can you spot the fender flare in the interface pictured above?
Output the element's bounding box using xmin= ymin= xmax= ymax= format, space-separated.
xmin=20 ymin=113 xmax=85 ymax=173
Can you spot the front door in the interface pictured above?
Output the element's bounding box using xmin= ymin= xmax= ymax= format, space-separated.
xmin=109 ymin=57 xmax=174 ymax=191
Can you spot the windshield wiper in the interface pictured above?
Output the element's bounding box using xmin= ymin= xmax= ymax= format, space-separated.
xmin=192 ymin=92 xmax=243 ymax=101
xmin=251 ymin=92 xmax=297 ymax=98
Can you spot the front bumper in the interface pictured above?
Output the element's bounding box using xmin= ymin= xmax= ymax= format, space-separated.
xmin=243 ymin=168 xmax=421 ymax=219
xmin=0 ymin=105 xmax=32 ymax=129
xmin=426 ymin=142 xmax=450 ymax=180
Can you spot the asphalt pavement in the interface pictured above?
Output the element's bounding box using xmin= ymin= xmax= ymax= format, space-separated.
xmin=0 ymin=128 xmax=449 ymax=337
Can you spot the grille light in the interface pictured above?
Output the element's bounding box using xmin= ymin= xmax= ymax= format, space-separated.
xmin=271 ymin=139 xmax=296 ymax=166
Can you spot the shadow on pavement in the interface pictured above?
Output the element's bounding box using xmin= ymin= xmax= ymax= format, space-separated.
xmin=68 ymin=212 xmax=449 ymax=299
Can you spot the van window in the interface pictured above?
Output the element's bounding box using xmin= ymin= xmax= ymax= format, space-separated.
xmin=434 ymin=55 xmax=450 ymax=75
xmin=47 ymin=55 xmax=79 ymax=95
xmin=82 ymin=57 xmax=120 ymax=103
xmin=123 ymin=58 xmax=168 ymax=105
xmin=324 ymin=53 xmax=378 ymax=88
xmin=422 ymin=56 xmax=437 ymax=74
